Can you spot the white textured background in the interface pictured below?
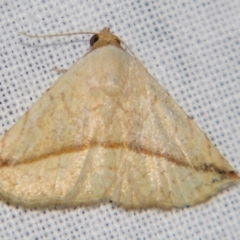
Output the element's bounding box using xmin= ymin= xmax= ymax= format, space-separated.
xmin=0 ymin=1 xmax=239 ymax=239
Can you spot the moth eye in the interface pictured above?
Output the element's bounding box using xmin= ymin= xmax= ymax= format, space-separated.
xmin=116 ymin=38 xmax=121 ymax=45
xmin=90 ymin=34 xmax=99 ymax=46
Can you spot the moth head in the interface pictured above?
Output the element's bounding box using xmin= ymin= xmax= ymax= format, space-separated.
xmin=89 ymin=27 xmax=122 ymax=51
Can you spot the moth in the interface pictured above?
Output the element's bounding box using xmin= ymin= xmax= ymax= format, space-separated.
xmin=0 ymin=28 xmax=238 ymax=209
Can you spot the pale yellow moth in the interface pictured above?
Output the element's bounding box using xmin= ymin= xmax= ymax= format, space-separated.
xmin=0 ymin=28 xmax=238 ymax=209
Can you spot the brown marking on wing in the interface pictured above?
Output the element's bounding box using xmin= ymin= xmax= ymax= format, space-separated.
xmin=0 ymin=140 xmax=238 ymax=180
